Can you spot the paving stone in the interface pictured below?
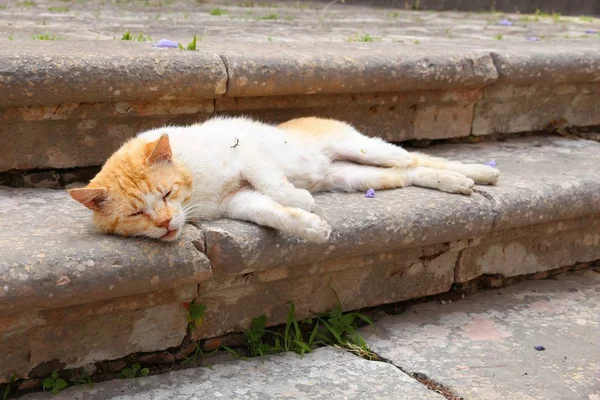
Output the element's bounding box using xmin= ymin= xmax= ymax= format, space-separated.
xmin=361 ymin=270 xmax=600 ymax=400
xmin=22 ymin=347 xmax=446 ymax=400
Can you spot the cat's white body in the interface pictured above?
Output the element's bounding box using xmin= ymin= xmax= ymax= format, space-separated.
xmin=138 ymin=116 xmax=499 ymax=243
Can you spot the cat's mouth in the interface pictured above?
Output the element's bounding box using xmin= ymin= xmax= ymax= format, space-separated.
xmin=160 ymin=229 xmax=180 ymax=241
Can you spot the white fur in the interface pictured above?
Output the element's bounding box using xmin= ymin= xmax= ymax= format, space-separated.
xmin=138 ymin=117 xmax=499 ymax=243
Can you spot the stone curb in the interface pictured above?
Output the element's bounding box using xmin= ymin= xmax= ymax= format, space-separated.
xmin=2 ymin=41 xmax=599 ymax=106
xmin=0 ymin=41 xmax=227 ymax=107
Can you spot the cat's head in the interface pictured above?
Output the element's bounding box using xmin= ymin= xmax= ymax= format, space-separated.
xmin=69 ymin=134 xmax=193 ymax=242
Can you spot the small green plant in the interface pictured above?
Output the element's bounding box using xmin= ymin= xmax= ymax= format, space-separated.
xmin=43 ymin=371 xmax=68 ymax=394
xmin=181 ymin=341 xmax=218 ymax=366
xmin=32 ymin=33 xmax=63 ymax=40
xmin=121 ymin=31 xmax=152 ymax=42
xmin=534 ymin=9 xmax=562 ymax=22
xmin=267 ymin=35 xmax=272 ymax=42
xmin=48 ymin=6 xmax=69 ymax=12
xmin=243 ymin=314 xmax=273 ymax=356
xmin=279 ymin=302 xmax=318 ymax=355
xmin=178 ymin=35 xmax=199 ymax=51
xmin=185 ymin=302 xmax=206 ymax=329
xmin=2 ymin=374 xmax=16 ymax=400
xmin=260 ymin=13 xmax=279 ymax=20
xmin=17 ymin=1 xmax=36 ymax=7
xmin=519 ymin=15 xmax=539 ymax=22
xmin=7 ymin=35 xmax=13 ymax=41
xmin=119 ymin=363 xmax=149 ymax=379
xmin=579 ymin=15 xmax=595 ymax=23
xmin=494 ymin=33 xmax=504 ymax=40
xmin=229 ymin=299 xmax=374 ymax=359
xmin=209 ymin=8 xmax=226 ymax=16
xmin=317 ymin=302 xmax=374 ymax=351
xmin=346 ymin=33 xmax=382 ymax=42
xmin=413 ymin=39 xmax=420 ymax=44
xmin=242 ymin=304 xmax=317 ymax=357
xmin=222 ymin=345 xmax=246 ymax=359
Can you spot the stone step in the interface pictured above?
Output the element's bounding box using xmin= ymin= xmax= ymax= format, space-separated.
xmin=22 ymin=347 xmax=446 ymax=400
xmin=1 ymin=39 xmax=599 ymax=173
xmin=1 ymin=135 xmax=599 ymax=385
xmin=21 ymin=269 xmax=600 ymax=400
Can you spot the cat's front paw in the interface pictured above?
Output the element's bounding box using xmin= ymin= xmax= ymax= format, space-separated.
xmin=285 ymin=189 xmax=315 ymax=212
xmin=298 ymin=213 xmax=332 ymax=243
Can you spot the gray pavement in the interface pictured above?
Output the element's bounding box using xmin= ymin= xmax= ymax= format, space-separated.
xmin=22 ymin=269 xmax=600 ymax=399
xmin=361 ymin=269 xmax=600 ymax=400
xmin=0 ymin=0 xmax=598 ymax=45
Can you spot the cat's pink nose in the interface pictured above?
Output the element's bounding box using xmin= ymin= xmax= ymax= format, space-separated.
xmin=156 ymin=218 xmax=171 ymax=229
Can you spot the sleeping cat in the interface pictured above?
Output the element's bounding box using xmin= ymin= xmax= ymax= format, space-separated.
xmin=69 ymin=116 xmax=499 ymax=243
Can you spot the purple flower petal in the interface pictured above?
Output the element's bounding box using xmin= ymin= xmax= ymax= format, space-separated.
xmin=585 ymin=29 xmax=598 ymax=34
xmin=534 ymin=345 xmax=545 ymax=351
xmin=365 ymin=188 xmax=375 ymax=198
xmin=484 ymin=160 xmax=497 ymax=167
xmin=498 ymin=19 xmax=513 ymax=26
xmin=153 ymin=39 xmax=179 ymax=48
xmin=527 ymin=36 xmax=541 ymax=41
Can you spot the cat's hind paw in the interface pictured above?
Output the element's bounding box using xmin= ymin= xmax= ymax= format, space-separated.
xmin=463 ymin=164 xmax=500 ymax=185
xmin=439 ymin=171 xmax=475 ymax=195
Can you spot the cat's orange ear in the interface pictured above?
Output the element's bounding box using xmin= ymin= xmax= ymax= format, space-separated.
xmin=68 ymin=187 xmax=107 ymax=211
xmin=146 ymin=134 xmax=172 ymax=165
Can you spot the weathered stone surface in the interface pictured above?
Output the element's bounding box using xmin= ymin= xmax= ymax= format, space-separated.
xmin=490 ymin=44 xmax=600 ymax=86
xmin=23 ymin=347 xmax=445 ymax=400
xmin=360 ymin=270 xmax=600 ymax=400
xmin=0 ymin=41 xmax=226 ymax=107
xmin=200 ymin=189 xmax=492 ymax=276
xmin=0 ymin=101 xmax=215 ymax=171
xmin=1 ymin=1 xmax=598 ymax=45
xmin=426 ymin=136 xmax=600 ymax=231
xmin=216 ymin=89 xmax=482 ymax=142
xmin=216 ymin=43 xmax=497 ymax=97
xmin=473 ymin=82 xmax=600 ymax=135
xmin=1 ymin=286 xmax=194 ymax=381
xmin=0 ymin=187 xmax=211 ymax=314
xmin=400 ymin=0 xmax=600 ymax=14
xmin=194 ymin=242 xmax=459 ymax=339
xmin=456 ymin=217 xmax=600 ymax=282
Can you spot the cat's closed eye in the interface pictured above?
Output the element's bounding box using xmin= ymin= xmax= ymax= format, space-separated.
xmin=130 ymin=211 xmax=144 ymax=217
xmin=163 ymin=190 xmax=172 ymax=201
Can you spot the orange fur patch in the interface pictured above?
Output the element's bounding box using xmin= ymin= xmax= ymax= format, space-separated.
xmin=71 ymin=135 xmax=193 ymax=237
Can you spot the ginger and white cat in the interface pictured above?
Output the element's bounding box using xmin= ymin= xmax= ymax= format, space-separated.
xmin=69 ymin=117 xmax=499 ymax=243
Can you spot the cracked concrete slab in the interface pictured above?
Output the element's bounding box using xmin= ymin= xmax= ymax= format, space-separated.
xmin=22 ymin=347 xmax=445 ymax=400
xmin=361 ymin=270 xmax=600 ymax=400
